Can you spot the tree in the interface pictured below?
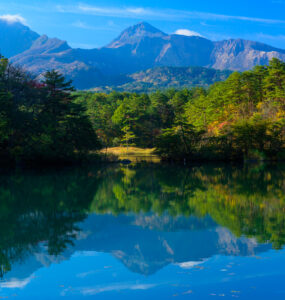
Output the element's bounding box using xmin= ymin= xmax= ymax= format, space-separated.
xmin=112 ymin=94 xmax=151 ymax=147
xmin=150 ymin=91 xmax=174 ymax=128
xmin=263 ymin=58 xmax=285 ymax=114
xmin=21 ymin=70 xmax=102 ymax=162
xmin=0 ymin=57 xmax=12 ymax=155
xmin=121 ymin=125 xmax=136 ymax=149
xmin=155 ymin=121 xmax=204 ymax=160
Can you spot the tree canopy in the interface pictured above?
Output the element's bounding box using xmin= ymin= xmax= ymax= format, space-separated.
xmin=75 ymin=58 xmax=285 ymax=161
xmin=0 ymin=55 xmax=284 ymax=163
xmin=0 ymin=57 xmax=101 ymax=164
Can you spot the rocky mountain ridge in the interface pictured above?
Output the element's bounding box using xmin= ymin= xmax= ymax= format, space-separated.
xmin=1 ymin=21 xmax=285 ymax=89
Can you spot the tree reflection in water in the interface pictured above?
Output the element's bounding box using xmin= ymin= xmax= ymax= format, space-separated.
xmin=0 ymin=163 xmax=284 ymax=278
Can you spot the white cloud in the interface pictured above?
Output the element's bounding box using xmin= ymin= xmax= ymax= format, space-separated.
xmin=126 ymin=8 xmax=148 ymax=15
xmin=61 ymin=283 xmax=156 ymax=296
xmin=82 ymin=283 xmax=156 ymax=295
xmin=57 ymin=4 xmax=169 ymax=19
xmin=176 ymin=260 xmax=207 ymax=269
xmin=175 ymin=29 xmax=203 ymax=37
xmin=56 ymin=4 xmax=285 ymax=24
xmin=1 ymin=274 xmax=34 ymax=289
xmin=0 ymin=14 xmax=27 ymax=25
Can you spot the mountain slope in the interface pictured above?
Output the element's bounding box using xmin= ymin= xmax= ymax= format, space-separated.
xmin=211 ymin=39 xmax=285 ymax=70
xmin=6 ymin=22 xmax=285 ymax=89
xmin=92 ymin=66 xmax=233 ymax=93
xmin=0 ymin=19 xmax=39 ymax=57
xmin=11 ymin=35 xmax=106 ymax=89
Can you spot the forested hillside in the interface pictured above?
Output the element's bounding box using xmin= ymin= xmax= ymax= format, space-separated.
xmin=76 ymin=58 xmax=285 ymax=161
xmin=92 ymin=66 xmax=232 ymax=93
xmin=0 ymin=54 xmax=284 ymax=164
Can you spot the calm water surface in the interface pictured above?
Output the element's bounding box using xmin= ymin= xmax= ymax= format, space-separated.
xmin=0 ymin=163 xmax=285 ymax=299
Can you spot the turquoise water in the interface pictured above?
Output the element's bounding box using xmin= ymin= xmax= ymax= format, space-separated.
xmin=0 ymin=163 xmax=285 ymax=299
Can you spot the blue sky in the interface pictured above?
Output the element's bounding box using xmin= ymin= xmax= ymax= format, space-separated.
xmin=0 ymin=0 xmax=285 ymax=49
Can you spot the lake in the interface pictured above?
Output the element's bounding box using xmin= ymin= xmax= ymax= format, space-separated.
xmin=0 ymin=163 xmax=285 ymax=299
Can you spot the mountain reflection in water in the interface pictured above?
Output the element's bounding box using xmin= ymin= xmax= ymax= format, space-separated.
xmin=0 ymin=163 xmax=284 ymax=297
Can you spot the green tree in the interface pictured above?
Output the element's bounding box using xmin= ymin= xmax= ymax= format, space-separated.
xmin=121 ymin=125 xmax=136 ymax=149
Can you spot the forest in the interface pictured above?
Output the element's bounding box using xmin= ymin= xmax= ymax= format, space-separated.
xmin=76 ymin=58 xmax=285 ymax=161
xmin=0 ymin=54 xmax=284 ymax=164
xmin=0 ymin=55 xmax=101 ymax=164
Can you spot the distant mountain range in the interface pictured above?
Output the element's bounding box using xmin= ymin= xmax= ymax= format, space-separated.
xmin=1 ymin=20 xmax=285 ymax=90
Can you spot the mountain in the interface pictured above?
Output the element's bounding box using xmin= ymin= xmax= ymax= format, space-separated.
xmin=211 ymin=39 xmax=285 ymax=70
xmin=5 ymin=21 xmax=285 ymax=89
xmin=11 ymin=35 xmax=106 ymax=88
xmin=2 ymin=213 xmax=271 ymax=283
xmin=0 ymin=19 xmax=39 ymax=57
xmin=107 ymin=22 xmax=167 ymax=48
xmin=92 ymin=66 xmax=233 ymax=93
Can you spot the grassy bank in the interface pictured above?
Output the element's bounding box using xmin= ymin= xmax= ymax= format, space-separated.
xmin=100 ymin=147 xmax=160 ymax=163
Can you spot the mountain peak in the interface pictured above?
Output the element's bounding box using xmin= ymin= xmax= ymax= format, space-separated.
xmin=0 ymin=19 xmax=39 ymax=57
xmin=107 ymin=22 xmax=167 ymax=48
xmin=133 ymin=21 xmax=164 ymax=32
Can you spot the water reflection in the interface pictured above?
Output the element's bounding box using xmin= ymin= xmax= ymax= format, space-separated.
xmin=0 ymin=163 xmax=284 ymax=283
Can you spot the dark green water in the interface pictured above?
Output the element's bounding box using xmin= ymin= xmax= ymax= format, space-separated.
xmin=0 ymin=163 xmax=285 ymax=299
